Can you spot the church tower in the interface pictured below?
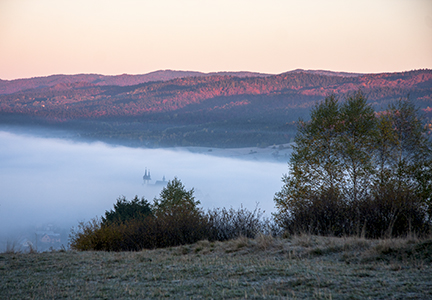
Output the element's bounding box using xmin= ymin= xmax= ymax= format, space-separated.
xmin=143 ymin=168 xmax=151 ymax=184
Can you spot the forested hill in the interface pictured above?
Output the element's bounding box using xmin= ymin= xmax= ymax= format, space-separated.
xmin=0 ymin=70 xmax=272 ymax=95
xmin=0 ymin=69 xmax=431 ymax=147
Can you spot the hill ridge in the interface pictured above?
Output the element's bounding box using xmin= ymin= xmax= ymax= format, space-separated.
xmin=1 ymin=69 xmax=431 ymax=147
xmin=0 ymin=68 xmax=376 ymax=95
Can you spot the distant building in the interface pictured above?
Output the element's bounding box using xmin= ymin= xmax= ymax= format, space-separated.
xmin=155 ymin=175 xmax=168 ymax=186
xmin=143 ymin=169 xmax=168 ymax=186
xmin=36 ymin=231 xmax=61 ymax=244
xmin=40 ymin=233 xmax=61 ymax=244
xmin=143 ymin=168 xmax=151 ymax=184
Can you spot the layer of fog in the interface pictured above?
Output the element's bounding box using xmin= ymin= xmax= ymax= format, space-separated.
xmin=0 ymin=128 xmax=290 ymax=250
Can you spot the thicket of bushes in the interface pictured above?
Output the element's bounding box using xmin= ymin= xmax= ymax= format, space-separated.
xmin=69 ymin=178 xmax=269 ymax=251
xmin=274 ymin=93 xmax=432 ymax=238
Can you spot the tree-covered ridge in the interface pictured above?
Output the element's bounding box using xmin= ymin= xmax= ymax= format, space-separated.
xmin=0 ymin=70 xmax=272 ymax=95
xmin=0 ymin=69 xmax=430 ymax=119
xmin=1 ymin=69 xmax=431 ymax=147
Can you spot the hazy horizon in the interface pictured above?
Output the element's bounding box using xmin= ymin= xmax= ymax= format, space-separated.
xmin=0 ymin=68 xmax=371 ymax=81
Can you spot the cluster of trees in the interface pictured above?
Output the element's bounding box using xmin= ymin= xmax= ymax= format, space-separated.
xmin=70 ymin=178 xmax=270 ymax=251
xmin=274 ymin=92 xmax=432 ymax=238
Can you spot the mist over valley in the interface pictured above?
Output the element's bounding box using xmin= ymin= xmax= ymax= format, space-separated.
xmin=0 ymin=128 xmax=290 ymax=252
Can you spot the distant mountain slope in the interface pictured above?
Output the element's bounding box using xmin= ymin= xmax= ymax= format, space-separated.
xmin=286 ymin=69 xmax=364 ymax=77
xmin=0 ymin=69 xmax=365 ymax=95
xmin=1 ymin=69 xmax=430 ymax=119
xmin=1 ymin=69 xmax=431 ymax=147
xmin=0 ymin=70 xmax=272 ymax=95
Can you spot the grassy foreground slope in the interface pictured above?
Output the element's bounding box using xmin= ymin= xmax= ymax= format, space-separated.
xmin=1 ymin=235 xmax=431 ymax=299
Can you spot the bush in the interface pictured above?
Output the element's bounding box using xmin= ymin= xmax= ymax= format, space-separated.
xmin=101 ymin=196 xmax=152 ymax=226
xmin=69 ymin=218 xmax=124 ymax=251
xmin=356 ymin=187 xmax=430 ymax=238
xmin=278 ymin=191 xmax=351 ymax=237
xmin=206 ymin=205 xmax=265 ymax=241
xmin=277 ymin=191 xmax=430 ymax=239
xmin=70 ymin=179 xmax=276 ymax=251
xmin=151 ymin=177 xmax=208 ymax=247
xmin=69 ymin=180 xmax=273 ymax=251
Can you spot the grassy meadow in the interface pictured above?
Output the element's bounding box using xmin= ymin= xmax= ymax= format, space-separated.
xmin=1 ymin=234 xmax=431 ymax=299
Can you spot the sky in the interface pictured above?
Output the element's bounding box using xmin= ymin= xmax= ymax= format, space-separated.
xmin=0 ymin=0 xmax=431 ymax=80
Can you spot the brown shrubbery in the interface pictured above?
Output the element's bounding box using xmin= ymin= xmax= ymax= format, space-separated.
xmin=205 ymin=205 xmax=266 ymax=241
xmin=277 ymin=191 xmax=430 ymax=239
xmin=70 ymin=208 xmax=208 ymax=251
xmin=69 ymin=179 xmax=269 ymax=251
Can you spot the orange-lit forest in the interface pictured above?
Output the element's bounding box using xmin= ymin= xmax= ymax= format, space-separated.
xmin=1 ymin=69 xmax=431 ymax=147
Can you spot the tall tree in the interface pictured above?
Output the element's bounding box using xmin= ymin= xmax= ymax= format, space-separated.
xmin=338 ymin=91 xmax=376 ymax=202
xmin=294 ymin=94 xmax=344 ymax=195
xmin=373 ymin=111 xmax=399 ymax=190
xmin=375 ymin=98 xmax=432 ymax=227
xmin=274 ymin=94 xmax=345 ymax=228
xmin=153 ymin=177 xmax=200 ymax=215
xmin=372 ymin=99 xmax=432 ymax=196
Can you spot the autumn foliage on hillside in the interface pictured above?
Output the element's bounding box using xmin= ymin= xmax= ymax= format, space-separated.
xmin=1 ymin=69 xmax=431 ymax=147
xmin=0 ymin=69 xmax=431 ymax=120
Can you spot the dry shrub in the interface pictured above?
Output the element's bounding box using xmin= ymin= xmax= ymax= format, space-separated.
xmin=4 ymin=241 xmax=19 ymax=254
xmin=70 ymin=206 xmax=208 ymax=251
xmin=278 ymin=189 xmax=430 ymax=239
xmin=205 ymin=205 xmax=264 ymax=241
xmin=355 ymin=189 xmax=430 ymax=238
xmin=70 ymin=204 xmax=274 ymax=252
xmin=151 ymin=205 xmax=208 ymax=248
xmin=279 ymin=191 xmax=353 ymax=237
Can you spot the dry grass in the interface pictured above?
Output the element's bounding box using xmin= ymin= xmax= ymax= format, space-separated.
xmin=1 ymin=235 xmax=431 ymax=299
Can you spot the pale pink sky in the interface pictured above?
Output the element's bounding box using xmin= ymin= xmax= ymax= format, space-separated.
xmin=0 ymin=0 xmax=431 ymax=80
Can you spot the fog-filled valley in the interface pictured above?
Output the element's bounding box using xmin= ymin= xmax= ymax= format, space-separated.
xmin=0 ymin=127 xmax=291 ymax=252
